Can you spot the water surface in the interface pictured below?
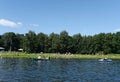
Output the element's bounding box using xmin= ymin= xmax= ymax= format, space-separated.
xmin=0 ymin=58 xmax=120 ymax=82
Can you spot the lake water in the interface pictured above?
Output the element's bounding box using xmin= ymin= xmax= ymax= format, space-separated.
xmin=0 ymin=58 xmax=120 ymax=82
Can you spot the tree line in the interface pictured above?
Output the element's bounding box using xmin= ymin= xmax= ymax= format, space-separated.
xmin=0 ymin=30 xmax=120 ymax=54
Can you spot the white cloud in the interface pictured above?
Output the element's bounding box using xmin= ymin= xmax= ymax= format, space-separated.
xmin=114 ymin=28 xmax=120 ymax=32
xmin=0 ymin=19 xmax=22 ymax=27
xmin=29 ymin=24 xmax=39 ymax=27
xmin=17 ymin=22 xmax=22 ymax=25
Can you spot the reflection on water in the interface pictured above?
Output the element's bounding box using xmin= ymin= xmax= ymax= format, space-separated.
xmin=0 ymin=58 xmax=120 ymax=82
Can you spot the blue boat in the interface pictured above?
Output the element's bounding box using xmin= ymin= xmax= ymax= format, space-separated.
xmin=99 ymin=58 xmax=112 ymax=62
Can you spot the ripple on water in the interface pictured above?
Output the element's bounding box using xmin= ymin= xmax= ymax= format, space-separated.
xmin=0 ymin=59 xmax=120 ymax=82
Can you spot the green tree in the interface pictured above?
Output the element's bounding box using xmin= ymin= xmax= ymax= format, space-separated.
xmin=86 ymin=36 xmax=95 ymax=54
xmin=16 ymin=34 xmax=25 ymax=49
xmin=103 ymin=33 xmax=113 ymax=54
xmin=114 ymin=32 xmax=120 ymax=53
xmin=23 ymin=31 xmax=37 ymax=53
xmin=48 ymin=33 xmax=60 ymax=53
xmin=59 ymin=31 xmax=70 ymax=53
xmin=37 ymin=32 xmax=49 ymax=53
xmin=72 ymin=33 xmax=82 ymax=53
xmin=80 ymin=36 xmax=89 ymax=54
xmin=2 ymin=32 xmax=19 ymax=51
xmin=0 ymin=35 xmax=4 ymax=47
xmin=93 ymin=33 xmax=105 ymax=54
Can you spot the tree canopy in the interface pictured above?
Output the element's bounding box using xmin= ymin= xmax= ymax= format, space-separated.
xmin=0 ymin=31 xmax=120 ymax=54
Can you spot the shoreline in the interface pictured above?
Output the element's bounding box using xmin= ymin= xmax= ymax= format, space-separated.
xmin=0 ymin=52 xmax=120 ymax=60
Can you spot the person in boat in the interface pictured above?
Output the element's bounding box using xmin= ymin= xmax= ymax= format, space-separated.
xmin=104 ymin=57 xmax=108 ymax=60
xmin=99 ymin=57 xmax=112 ymax=62
xmin=99 ymin=57 xmax=108 ymax=61
xmin=38 ymin=56 xmax=41 ymax=59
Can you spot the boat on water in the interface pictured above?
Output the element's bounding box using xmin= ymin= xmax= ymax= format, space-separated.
xmin=33 ymin=56 xmax=50 ymax=61
xmin=98 ymin=58 xmax=112 ymax=62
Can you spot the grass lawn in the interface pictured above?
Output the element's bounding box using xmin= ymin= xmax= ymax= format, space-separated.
xmin=0 ymin=51 xmax=120 ymax=59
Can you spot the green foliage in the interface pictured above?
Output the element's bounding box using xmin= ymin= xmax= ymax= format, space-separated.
xmin=0 ymin=31 xmax=120 ymax=54
xmin=59 ymin=31 xmax=70 ymax=53
xmin=48 ymin=33 xmax=60 ymax=53
xmin=2 ymin=32 xmax=19 ymax=51
xmin=0 ymin=35 xmax=4 ymax=47
xmin=23 ymin=31 xmax=37 ymax=53
xmin=72 ymin=33 xmax=82 ymax=53
xmin=37 ymin=32 xmax=49 ymax=53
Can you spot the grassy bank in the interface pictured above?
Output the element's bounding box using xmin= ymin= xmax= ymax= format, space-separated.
xmin=0 ymin=52 xmax=120 ymax=59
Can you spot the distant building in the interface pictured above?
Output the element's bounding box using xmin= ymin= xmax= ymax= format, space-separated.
xmin=0 ymin=47 xmax=5 ymax=51
xmin=18 ymin=48 xmax=23 ymax=52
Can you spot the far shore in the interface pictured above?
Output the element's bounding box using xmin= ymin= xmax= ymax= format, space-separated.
xmin=0 ymin=52 xmax=120 ymax=59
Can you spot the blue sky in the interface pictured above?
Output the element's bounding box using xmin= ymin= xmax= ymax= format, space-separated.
xmin=0 ymin=0 xmax=120 ymax=36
